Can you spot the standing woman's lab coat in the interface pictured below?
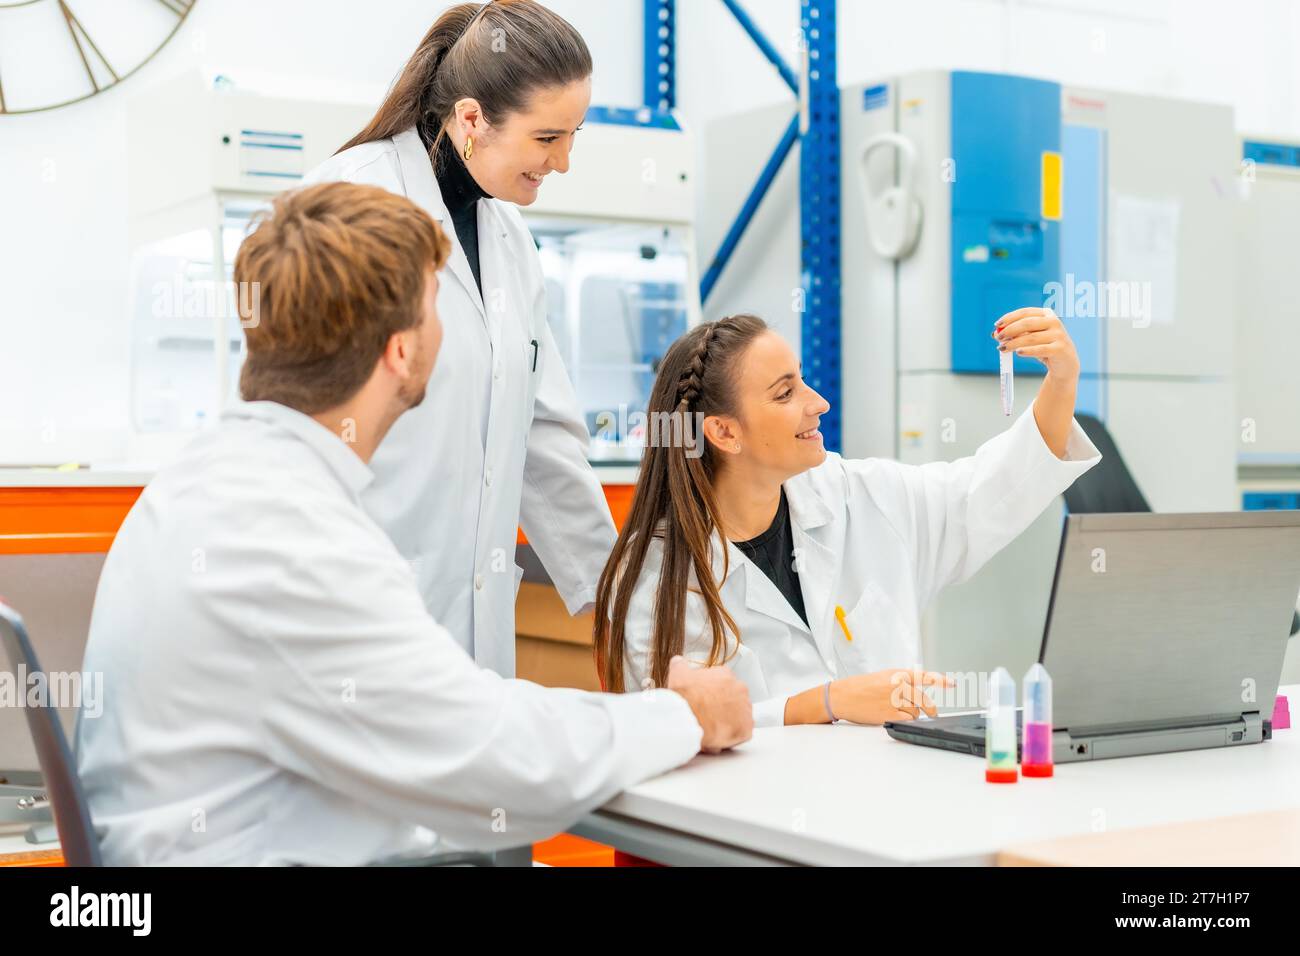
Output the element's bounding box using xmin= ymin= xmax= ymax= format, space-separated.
xmin=304 ymin=129 xmax=614 ymax=676
xmin=620 ymin=407 xmax=1103 ymax=725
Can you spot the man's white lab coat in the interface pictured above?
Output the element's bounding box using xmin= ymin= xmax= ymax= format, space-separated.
xmin=76 ymin=401 xmax=700 ymax=865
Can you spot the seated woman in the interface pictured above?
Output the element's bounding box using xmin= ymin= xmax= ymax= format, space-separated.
xmin=593 ymin=309 xmax=1102 ymax=727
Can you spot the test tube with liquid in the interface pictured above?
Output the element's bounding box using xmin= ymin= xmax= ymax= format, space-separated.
xmin=999 ymin=347 xmax=1014 ymax=416
xmin=985 ymin=667 xmax=1018 ymax=783
xmin=1021 ymin=662 xmax=1054 ymax=777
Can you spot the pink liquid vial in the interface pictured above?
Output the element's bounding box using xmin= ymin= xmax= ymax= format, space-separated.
xmin=1022 ymin=663 xmax=1054 ymax=777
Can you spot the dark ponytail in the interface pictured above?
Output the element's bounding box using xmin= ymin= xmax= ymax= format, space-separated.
xmin=593 ymin=315 xmax=769 ymax=692
xmin=339 ymin=0 xmax=592 ymax=155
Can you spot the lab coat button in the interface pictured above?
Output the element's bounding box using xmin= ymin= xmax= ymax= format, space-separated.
xmin=485 ymin=469 xmax=493 ymax=487
xmin=474 ymin=574 xmax=484 ymax=591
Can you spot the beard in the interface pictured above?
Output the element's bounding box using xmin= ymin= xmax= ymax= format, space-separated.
xmin=399 ymin=377 xmax=427 ymax=410
xmin=398 ymin=339 xmax=433 ymax=410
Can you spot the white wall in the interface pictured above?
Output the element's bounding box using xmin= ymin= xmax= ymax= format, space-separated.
xmin=3 ymin=0 xmax=1298 ymax=463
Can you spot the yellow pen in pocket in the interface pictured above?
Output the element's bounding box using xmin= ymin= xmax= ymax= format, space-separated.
xmin=834 ymin=605 xmax=853 ymax=642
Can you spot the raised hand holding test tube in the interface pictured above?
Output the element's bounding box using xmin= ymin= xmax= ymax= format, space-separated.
xmin=991 ymin=307 xmax=1082 ymax=459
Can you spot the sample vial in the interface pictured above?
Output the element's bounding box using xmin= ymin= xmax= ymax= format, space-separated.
xmin=1022 ymin=662 xmax=1054 ymax=777
xmin=986 ymin=667 xmax=1018 ymax=783
xmin=999 ymin=347 xmax=1014 ymax=416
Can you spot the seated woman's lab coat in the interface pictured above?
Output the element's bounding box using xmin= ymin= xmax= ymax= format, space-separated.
xmin=620 ymin=407 xmax=1103 ymax=727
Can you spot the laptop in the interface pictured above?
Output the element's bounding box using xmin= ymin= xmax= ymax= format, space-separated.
xmin=885 ymin=511 xmax=1300 ymax=762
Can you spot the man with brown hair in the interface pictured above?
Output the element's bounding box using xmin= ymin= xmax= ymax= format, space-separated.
xmin=76 ymin=182 xmax=751 ymax=866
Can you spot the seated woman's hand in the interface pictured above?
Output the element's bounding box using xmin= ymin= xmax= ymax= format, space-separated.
xmin=828 ymin=669 xmax=956 ymax=724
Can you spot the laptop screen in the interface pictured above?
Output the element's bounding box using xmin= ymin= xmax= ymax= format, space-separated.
xmin=1039 ymin=511 xmax=1300 ymax=732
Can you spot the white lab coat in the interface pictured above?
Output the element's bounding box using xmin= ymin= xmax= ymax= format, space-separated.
xmin=620 ymin=407 xmax=1103 ymax=726
xmin=76 ymin=401 xmax=701 ymax=866
xmin=302 ymin=128 xmax=614 ymax=677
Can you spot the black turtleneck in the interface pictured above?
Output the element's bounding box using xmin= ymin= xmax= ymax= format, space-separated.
xmin=432 ymin=132 xmax=489 ymax=295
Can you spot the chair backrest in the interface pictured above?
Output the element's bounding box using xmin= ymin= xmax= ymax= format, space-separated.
xmin=0 ymin=601 xmax=101 ymax=866
xmin=1062 ymin=413 xmax=1152 ymax=515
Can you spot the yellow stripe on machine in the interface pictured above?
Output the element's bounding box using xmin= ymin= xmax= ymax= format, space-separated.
xmin=1041 ymin=150 xmax=1063 ymax=221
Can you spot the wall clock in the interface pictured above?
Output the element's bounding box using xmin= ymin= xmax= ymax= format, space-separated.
xmin=0 ymin=0 xmax=195 ymax=114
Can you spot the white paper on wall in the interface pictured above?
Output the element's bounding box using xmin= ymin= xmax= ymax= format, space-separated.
xmin=1110 ymin=194 xmax=1181 ymax=328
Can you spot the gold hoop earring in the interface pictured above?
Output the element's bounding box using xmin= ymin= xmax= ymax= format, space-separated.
xmin=463 ymin=136 xmax=474 ymax=160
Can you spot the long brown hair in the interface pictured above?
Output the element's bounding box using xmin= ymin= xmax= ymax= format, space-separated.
xmin=593 ymin=315 xmax=769 ymax=692
xmin=338 ymin=0 xmax=592 ymax=155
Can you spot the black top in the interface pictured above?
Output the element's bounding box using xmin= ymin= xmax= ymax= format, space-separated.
xmin=731 ymin=489 xmax=810 ymax=629
xmin=431 ymin=132 xmax=489 ymax=295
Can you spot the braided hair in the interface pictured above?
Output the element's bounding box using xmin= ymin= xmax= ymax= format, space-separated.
xmin=593 ymin=314 xmax=769 ymax=692
xmin=676 ymin=322 xmax=720 ymax=411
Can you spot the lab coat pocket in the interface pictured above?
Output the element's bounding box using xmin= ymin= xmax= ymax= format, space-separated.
xmin=523 ymin=333 xmax=542 ymax=416
xmin=837 ymin=581 xmax=922 ymax=676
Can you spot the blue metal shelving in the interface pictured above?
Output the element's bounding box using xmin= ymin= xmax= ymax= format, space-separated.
xmin=645 ymin=0 xmax=842 ymax=449
xmin=643 ymin=0 xmax=676 ymax=111
xmin=798 ymin=0 xmax=841 ymax=450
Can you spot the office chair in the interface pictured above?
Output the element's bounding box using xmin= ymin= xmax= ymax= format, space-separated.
xmin=0 ymin=601 xmax=102 ymax=866
xmin=1062 ymin=414 xmax=1153 ymax=514
xmin=1065 ymin=414 xmax=1299 ymax=637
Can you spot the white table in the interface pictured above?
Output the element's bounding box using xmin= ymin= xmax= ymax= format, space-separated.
xmin=572 ymin=683 xmax=1300 ymax=866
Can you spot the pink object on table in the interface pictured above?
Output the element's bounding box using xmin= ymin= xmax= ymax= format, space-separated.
xmin=1273 ymin=695 xmax=1290 ymax=731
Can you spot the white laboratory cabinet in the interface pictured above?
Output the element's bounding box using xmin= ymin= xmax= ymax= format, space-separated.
xmin=126 ymin=77 xmax=700 ymax=465
xmin=1235 ymin=138 xmax=1300 ymax=468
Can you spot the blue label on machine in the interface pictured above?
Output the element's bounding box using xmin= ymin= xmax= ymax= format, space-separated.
xmin=586 ymin=105 xmax=681 ymax=130
xmin=1243 ymin=140 xmax=1300 ymax=168
xmin=239 ymin=129 xmax=305 ymax=180
xmin=1243 ymin=492 xmax=1300 ymax=511
xmin=1058 ymin=123 xmax=1108 ymax=420
xmin=863 ymin=84 xmax=889 ymax=111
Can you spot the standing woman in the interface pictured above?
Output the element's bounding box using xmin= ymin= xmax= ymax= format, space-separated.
xmin=304 ymin=1 xmax=610 ymax=677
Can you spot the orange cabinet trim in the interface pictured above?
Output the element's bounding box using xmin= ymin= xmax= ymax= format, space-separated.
xmin=1 ymin=484 xmax=637 ymax=552
xmin=517 ymin=483 xmax=636 ymax=545
xmin=0 ymin=487 xmax=143 ymax=555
